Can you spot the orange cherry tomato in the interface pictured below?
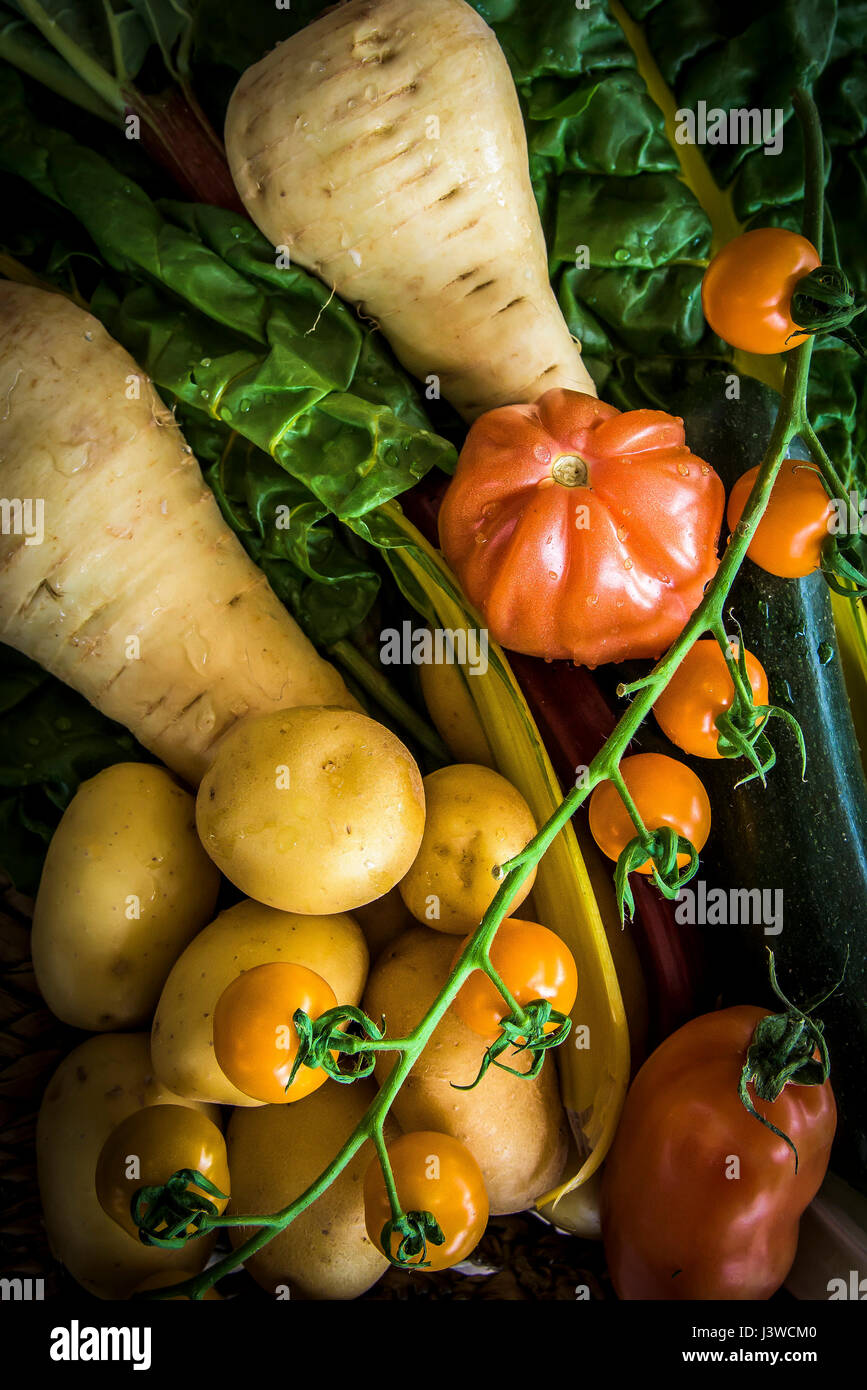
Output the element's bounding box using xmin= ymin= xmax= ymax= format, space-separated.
xmin=727 ymin=461 xmax=834 ymax=578
xmin=589 ymin=753 xmax=711 ymax=874
xmin=95 ymin=1105 xmax=229 ymax=1242
xmin=213 ymin=961 xmax=337 ymax=1104
xmin=452 ymin=918 xmax=578 ymax=1041
xmin=701 ymin=227 xmax=821 ymax=353
xmin=363 ymin=1131 xmax=489 ymax=1272
xmin=653 ymin=639 xmax=769 ymax=759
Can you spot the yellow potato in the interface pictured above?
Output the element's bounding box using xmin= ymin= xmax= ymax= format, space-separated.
xmin=352 ymin=885 xmax=414 ymax=962
xmin=364 ymin=927 xmax=567 ymax=1214
xmin=31 ymin=763 xmax=220 ymax=1030
xmin=36 ymin=1033 xmax=219 ymax=1299
xmin=399 ymin=764 xmax=537 ymax=934
xmin=418 ymin=650 xmax=495 ymax=768
xmin=151 ymin=898 xmax=368 ymax=1105
xmin=196 ymin=707 xmax=426 ymax=914
xmin=227 ymin=1079 xmax=396 ymax=1300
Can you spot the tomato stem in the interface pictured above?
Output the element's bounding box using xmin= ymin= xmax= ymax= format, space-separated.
xmin=738 ymin=951 xmax=840 ymax=1171
xmin=607 ymin=767 xmax=653 ymax=848
xmin=480 ymin=954 xmax=530 ymax=1029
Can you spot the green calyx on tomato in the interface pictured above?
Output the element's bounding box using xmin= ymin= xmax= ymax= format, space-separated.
xmin=287 ymin=1002 xmax=387 ymax=1087
xmin=738 ymin=951 xmax=844 ymax=1172
xmin=379 ymin=1208 xmax=446 ymax=1270
xmin=711 ymin=626 xmax=807 ymax=787
xmin=788 ymin=264 xmax=866 ymax=355
xmin=131 ymin=1168 xmax=228 ymax=1249
xmin=438 ymin=388 xmax=725 ymax=668
xmin=451 ymin=998 xmax=573 ymax=1092
xmin=613 ymin=824 xmax=699 ymax=925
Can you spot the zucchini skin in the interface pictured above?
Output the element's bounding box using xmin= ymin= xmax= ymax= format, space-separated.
xmin=674 ymin=372 xmax=867 ymax=1194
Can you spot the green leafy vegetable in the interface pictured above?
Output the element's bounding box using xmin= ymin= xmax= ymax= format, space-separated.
xmin=0 ymin=650 xmax=145 ymax=894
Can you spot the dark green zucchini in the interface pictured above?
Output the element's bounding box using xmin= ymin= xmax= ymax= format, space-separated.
xmin=669 ymin=371 xmax=867 ymax=1194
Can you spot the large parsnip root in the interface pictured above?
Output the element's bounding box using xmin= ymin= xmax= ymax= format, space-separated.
xmin=225 ymin=0 xmax=596 ymax=421
xmin=0 ymin=283 xmax=355 ymax=785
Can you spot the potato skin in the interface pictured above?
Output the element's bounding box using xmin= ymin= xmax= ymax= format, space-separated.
xmin=352 ymin=885 xmax=414 ymax=962
xmin=399 ymin=764 xmax=537 ymax=934
xmin=363 ymin=928 xmax=568 ymax=1214
xmin=151 ymin=898 xmax=369 ymax=1105
xmin=227 ymin=1080 xmax=395 ymax=1300
xmin=36 ymin=1033 xmax=219 ymax=1299
xmin=31 ymin=764 xmax=220 ymax=1030
xmin=197 ymin=707 xmax=426 ymax=914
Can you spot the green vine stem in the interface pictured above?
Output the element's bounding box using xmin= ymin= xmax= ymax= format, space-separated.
xmin=480 ymin=957 xmax=530 ymax=1031
xmin=142 ymin=87 xmax=847 ymax=1301
xmin=709 ymin=617 xmax=754 ymax=709
xmin=607 ymin=766 xmax=654 ymax=851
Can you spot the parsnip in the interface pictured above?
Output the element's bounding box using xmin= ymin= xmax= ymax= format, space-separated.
xmin=225 ymin=0 xmax=596 ymax=421
xmin=0 ymin=283 xmax=355 ymax=785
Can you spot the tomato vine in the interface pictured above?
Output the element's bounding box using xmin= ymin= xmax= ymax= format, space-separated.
xmin=138 ymin=87 xmax=863 ymax=1300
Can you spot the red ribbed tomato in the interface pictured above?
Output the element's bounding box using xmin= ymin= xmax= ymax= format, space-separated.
xmin=438 ymin=390 xmax=725 ymax=667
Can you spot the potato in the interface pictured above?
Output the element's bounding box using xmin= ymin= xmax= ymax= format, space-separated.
xmin=399 ymin=764 xmax=537 ymax=934
xmin=364 ymin=927 xmax=567 ymax=1213
xmin=31 ymin=763 xmax=220 ymax=1030
xmin=152 ymin=898 xmax=369 ymax=1105
xmin=418 ymin=654 xmax=495 ymax=768
xmin=352 ymin=885 xmax=414 ymax=962
xmin=227 ymin=1079 xmax=395 ymax=1300
xmin=196 ymin=707 xmax=425 ymax=914
xmin=36 ymin=1033 xmax=219 ymax=1299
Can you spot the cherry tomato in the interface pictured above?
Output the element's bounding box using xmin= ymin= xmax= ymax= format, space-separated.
xmin=95 ymin=1105 xmax=229 ymax=1242
xmin=589 ymin=753 xmax=711 ymax=874
xmin=701 ymin=228 xmax=821 ymax=354
xmin=601 ymin=1005 xmax=836 ymax=1299
xmin=653 ymin=639 xmax=769 ymax=759
xmin=727 ymin=461 xmax=834 ymax=578
xmin=439 ymin=389 xmax=724 ymax=667
xmin=363 ymin=1131 xmax=489 ymax=1272
xmin=213 ymin=961 xmax=337 ymax=1104
xmin=452 ymin=918 xmax=578 ymax=1041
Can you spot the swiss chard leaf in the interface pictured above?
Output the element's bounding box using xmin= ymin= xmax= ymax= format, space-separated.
xmin=617 ymin=0 xmax=867 ymax=485
xmin=0 ymin=649 xmax=146 ymax=894
xmin=0 ymin=79 xmax=456 ymax=532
